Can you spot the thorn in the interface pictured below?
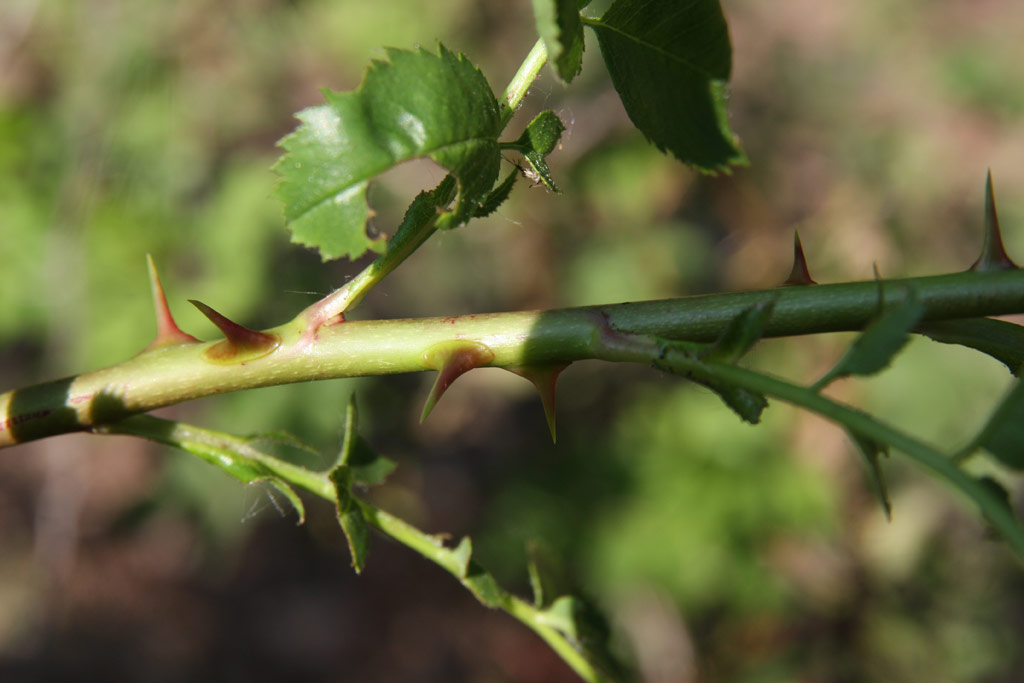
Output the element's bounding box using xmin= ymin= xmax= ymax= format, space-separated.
xmin=970 ymin=170 xmax=1018 ymax=271
xmin=189 ymin=300 xmax=279 ymax=363
xmin=143 ymin=255 xmax=200 ymax=351
xmin=419 ymin=341 xmax=495 ymax=422
xmin=508 ymin=364 xmax=569 ymax=443
xmin=782 ymin=231 xmax=816 ymax=285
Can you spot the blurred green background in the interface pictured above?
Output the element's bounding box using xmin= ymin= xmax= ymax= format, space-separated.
xmin=2 ymin=1 xmax=1024 ymax=681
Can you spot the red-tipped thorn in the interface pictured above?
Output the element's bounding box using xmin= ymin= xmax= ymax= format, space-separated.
xmin=782 ymin=231 xmax=816 ymax=285
xmin=143 ymin=255 xmax=200 ymax=352
xmin=970 ymin=171 xmax=1018 ymax=272
xmin=189 ymin=300 xmax=279 ymax=363
xmin=420 ymin=341 xmax=495 ymax=422
xmin=508 ymin=364 xmax=568 ymax=443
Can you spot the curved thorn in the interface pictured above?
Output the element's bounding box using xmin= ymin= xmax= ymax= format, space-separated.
xmin=189 ymin=300 xmax=279 ymax=362
xmin=420 ymin=341 xmax=495 ymax=422
xmin=508 ymin=364 xmax=569 ymax=443
xmin=143 ymin=255 xmax=200 ymax=351
xmin=782 ymin=231 xmax=816 ymax=286
xmin=970 ymin=170 xmax=1018 ymax=271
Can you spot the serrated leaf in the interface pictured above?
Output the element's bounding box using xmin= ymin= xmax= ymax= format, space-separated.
xmin=919 ymin=317 xmax=1024 ymax=377
xmin=518 ymin=110 xmax=566 ymax=156
xmin=814 ymin=290 xmax=925 ymax=390
xmin=532 ymin=0 xmax=586 ymax=83
xmin=507 ymin=110 xmax=566 ymax=192
xmin=705 ymin=300 xmax=774 ymax=363
xmin=330 ymin=465 xmax=370 ymax=573
xmin=972 ymin=381 xmax=1024 ymax=469
xmin=336 ymin=396 xmax=397 ymax=485
xmin=589 ymin=0 xmax=745 ymax=173
xmin=474 ymin=169 xmax=518 ymax=218
xmin=274 ymin=46 xmax=501 ymax=260
xmin=847 ymin=430 xmax=892 ymax=520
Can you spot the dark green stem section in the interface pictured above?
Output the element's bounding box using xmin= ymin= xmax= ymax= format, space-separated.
xmin=589 ymin=331 xmax=1024 ymax=559
xmin=3 ymin=268 xmax=1024 ymax=447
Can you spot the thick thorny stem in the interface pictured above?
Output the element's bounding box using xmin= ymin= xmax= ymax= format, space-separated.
xmin=2 ymin=268 xmax=1024 ymax=447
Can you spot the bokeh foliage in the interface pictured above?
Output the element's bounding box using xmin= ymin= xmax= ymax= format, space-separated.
xmin=1 ymin=0 xmax=1023 ymax=680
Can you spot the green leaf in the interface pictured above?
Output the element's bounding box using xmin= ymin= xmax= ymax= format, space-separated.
xmin=847 ymin=430 xmax=892 ymax=520
xmin=336 ymin=396 xmax=397 ymax=485
xmin=919 ymin=317 xmax=1024 ymax=377
xmin=539 ymin=596 xmax=622 ymax=678
xmin=330 ymin=465 xmax=370 ymax=573
xmin=518 ymin=110 xmax=566 ymax=156
xmin=505 ymin=110 xmax=566 ymax=192
xmin=449 ymin=536 xmax=502 ymax=606
xmin=117 ymin=416 xmax=308 ymax=524
xmin=274 ymin=45 xmax=501 ymax=260
xmin=656 ymin=338 xmax=768 ymax=423
xmin=700 ymin=377 xmax=768 ymax=424
xmin=532 ymin=0 xmax=586 ymax=83
xmin=705 ymin=300 xmax=775 ymax=363
xmin=973 ymin=381 xmax=1024 ymax=469
xmin=588 ymin=0 xmax=745 ymax=173
xmin=473 ymin=169 xmax=518 ymax=218
xmin=814 ymin=289 xmax=925 ymax=390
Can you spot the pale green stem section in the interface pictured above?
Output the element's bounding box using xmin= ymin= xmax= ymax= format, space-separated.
xmin=500 ymin=38 xmax=548 ymax=126
xmin=589 ymin=332 xmax=1024 ymax=559
xmin=101 ymin=415 xmax=603 ymax=682
xmin=3 ymin=268 xmax=1024 ymax=447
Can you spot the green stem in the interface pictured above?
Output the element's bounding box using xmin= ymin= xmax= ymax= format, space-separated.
xmin=3 ymin=268 xmax=1024 ymax=447
xmin=500 ymin=38 xmax=548 ymax=126
xmin=103 ymin=414 xmax=603 ymax=681
xmin=298 ymin=39 xmax=549 ymax=328
xmin=589 ymin=332 xmax=1024 ymax=559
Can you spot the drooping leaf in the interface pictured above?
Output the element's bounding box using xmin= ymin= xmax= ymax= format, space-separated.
xmin=656 ymin=338 xmax=769 ymax=423
xmin=274 ymin=46 xmax=501 ymax=260
xmin=814 ymin=289 xmax=925 ymax=390
xmin=473 ymin=169 xmax=518 ymax=218
xmin=330 ymin=465 xmax=370 ymax=573
xmin=507 ymin=110 xmax=567 ymax=192
xmin=919 ymin=317 xmax=1024 ymax=377
xmin=847 ymin=430 xmax=892 ymax=520
xmin=104 ymin=416 xmax=308 ymax=524
xmin=588 ymin=0 xmax=746 ymax=173
xmin=699 ymin=377 xmax=768 ymax=424
xmin=972 ymin=381 xmax=1024 ymax=469
xmin=336 ymin=397 xmax=396 ymax=486
xmin=532 ymin=0 xmax=586 ymax=83
xmin=704 ymin=300 xmax=775 ymax=363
